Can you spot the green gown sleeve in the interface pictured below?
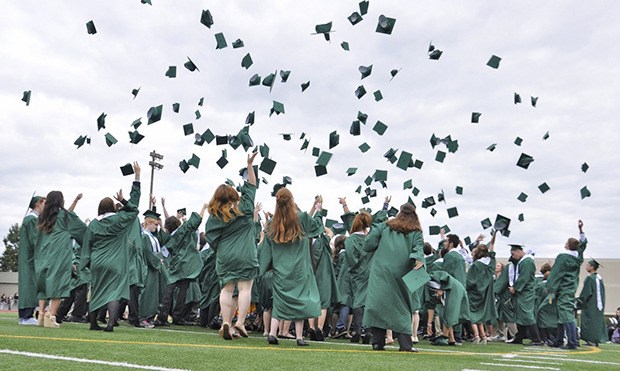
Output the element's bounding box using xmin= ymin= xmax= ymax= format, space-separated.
xmin=513 ymin=258 xmax=535 ymax=293
xmin=362 ymin=222 xmax=385 ymax=252
xmin=65 ymin=211 xmax=87 ymax=245
xmin=299 ymin=211 xmax=324 ymax=239
xmin=340 ymin=212 xmax=356 ymax=233
xmin=238 ymin=182 xmax=257 ymax=215
xmin=409 ymin=231 xmax=424 ymax=262
xmin=576 ymin=275 xmax=594 ymax=309
xmin=258 ymin=239 xmax=273 ymax=276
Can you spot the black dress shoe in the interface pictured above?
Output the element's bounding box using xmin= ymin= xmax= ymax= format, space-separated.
xmin=362 ymin=333 xmax=373 ymax=344
xmin=89 ymin=324 xmax=103 ymax=331
xmin=296 ymin=339 xmax=309 ymax=346
xmin=267 ymin=335 xmax=279 ymax=345
xmin=350 ymin=332 xmax=361 ymax=343
xmin=104 ymin=326 xmax=114 ymax=332
xmin=560 ymin=344 xmax=578 ymax=350
xmin=315 ymin=329 xmax=325 ymax=341
xmin=372 ymin=344 xmax=385 ymax=351
xmin=307 ymin=328 xmax=317 ymax=341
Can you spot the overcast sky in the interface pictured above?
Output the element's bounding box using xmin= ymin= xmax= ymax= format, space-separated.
xmin=1 ymin=0 xmax=618 ymax=259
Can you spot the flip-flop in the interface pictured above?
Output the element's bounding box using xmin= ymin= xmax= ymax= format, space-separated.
xmin=219 ymin=323 xmax=232 ymax=340
xmin=234 ymin=323 xmax=248 ymax=338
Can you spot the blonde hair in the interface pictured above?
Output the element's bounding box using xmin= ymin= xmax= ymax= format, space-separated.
xmin=208 ymin=184 xmax=243 ymax=223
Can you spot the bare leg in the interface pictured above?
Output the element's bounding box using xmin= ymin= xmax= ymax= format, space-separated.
xmin=218 ymin=282 xmax=235 ymax=339
xmin=235 ymin=280 xmax=253 ymax=334
xmin=412 ymin=311 xmax=420 ymax=342
xmin=386 ymin=329 xmax=394 ymax=344
xmin=294 ymin=320 xmax=304 ymax=340
xmin=269 ymin=317 xmax=279 ymax=337
xmin=317 ymin=308 xmax=327 ymax=330
xmin=472 ymin=322 xmax=480 ymax=343
xmin=426 ymin=309 xmax=435 ymax=336
xmin=263 ymin=309 xmax=272 ymax=336
xmin=281 ymin=320 xmax=292 ymax=337
xmin=48 ymin=298 xmax=61 ymax=316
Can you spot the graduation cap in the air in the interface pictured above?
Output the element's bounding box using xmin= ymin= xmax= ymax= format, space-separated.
xmin=279 ymin=70 xmax=290 ymax=82
xmin=104 ymin=133 xmax=117 ymax=147
xmin=200 ymin=9 xmax=214 ymax=28
xmin=280 ymin=133 xmax=292 ymax=141
xmin=183 ymin=123 xmax=194 ymax=136
xmin=179 ymin=160 xmax=189 ymax=173
xmin=97 ymin=112 xmax=107 ymax=131
xmin=301 ymin=81 xmax=311 ymax=92
xmin=376 ymin=14 xmax=396 ymax=34
xmin=359 ymin=64 xmax=373 ymax=79
xmin=359 ymin=142 xmax=371 ymax=153
xmin=216 ymin=152 xmax=228 ymax=169
xmin=359 ymin=0 xmax=369 ymax=15
xmin=350 ymin=121 xmax=361 ymax=136
xmin=270 ymin=101 xmax=285 ymax=116
xmin=428 ymin=41 xmax=443 ymax=60
xmin=348 ymin=12 xmax=363 ymax=25
xmin=313 ymin=22 xmax=334 ymax=41
xmin=120 ymin=163 xmax=134 ymax=176
xmin=357 ymin=111 xmax=368 ymax=124
xmin=195 ymin=110 xmax=201 ymax=120
xmin=259 ymin=143 xmax=269 ymax=158
xmin=471 ymin=112 xmax=481 ymax=123
xmin=214 ymin=32 xmax=227 ymax=49
xmin=129 ymin=130 xmax=144 ymax=144
xmin=241 ymin=53 xmax=253 ymax=69
xmin=188 ymin=154 xmax=200 ymax=169
xmin=184 ymin=57 xmax=199 ymax=72
xmin=172 ymin=103 xmax=180 ymax=113
xmin=435 ymin=151 xmax=446 ymax=163
xmin=374 ymin=90 xmax=383 ymax=101
xmin=341 ymin=41 xmax=350 ymax=51
xmin=447 ymin=207 xmax=458 ymax=218
xmin=316 ymin=151 xmax=333 ymax=167
xmin=259 ymin=157 xmax=277 ymax=175
xmin=514 ymin=93 xmax=522 ymax=104
xmin=481 ymin=218 xmax=492 ymax=230
xmin=86 ymin=20 xmax=97 ymax=35
xmin=494 ymin=214 xmax=511 ymax=231
xmin=396 ymin=151 xmax=412 ymax=171
xmin=373 ymin=121 xmax=387 ymax=135
xmin=543 ymin=131 xmax=550 ymax=140
xmin=514 ymin=137 xmax=523 ymax=146
xmin=487 ymin=143 xmax=497 ymax=152
xmin=263 ymin=72 xmax=276 ymax=92
xmin=346 ymin=167 xmax=357 ymax=176
xmin=455 ymin=186 xmax=463 ymax=195
xmin=147 ymin=105 xmax=162 ymax=124
xmin=131 ymin=88 xmax=140 ymax=99
xmin=249 ymin=74 xmax=261 ymax=86
xmin=538 ymin=182 xmax=550 ymax=194
xmin=232 ymin=39 xmax=244 ymax=48
xmin=581 ymin=162 xmax=589 ymax=173
xmin=355 ymin=85 xmax=367 ymax=99
xmin=22 ymin=90 xmax=31 ymax=106
xmin=517 ymin=192 xmax=528 ymax=203
xmin=165 ymin=66 xmax=176 ymax=78
xmin=531 ymin=96 xmax=538 ymax=107
xmin=389 ymin=68 xmax=401 ymax=81
xmin=487 ymin=55 xmax=501 ymax=69
xmin=329 ymin=131 xmax=339 ymax=149
xmin=74 ymin=135 xmax=89 ymax=148
xmin=215 ymin=135 xmax=228 ymax=145
xmin=516 ymin=153 xmax=534 ymax=169
xmin=315 ymin=165 xmax=328 ymax=177
xmin=580 ymin=186 xmax=591 ymax=199
xmin=245 ymin=111 xmax=255 ymax=126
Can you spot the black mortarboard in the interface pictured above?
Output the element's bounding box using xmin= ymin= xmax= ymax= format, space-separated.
xmin=131 ymin=88 xmax=139 ymax=99
xmin=313 ymin=22 xmax=333 ymax=41
xmin=232 ymin=39 xmax=244 ymax=48
xmin=315 ymin=165 xmax=328 ymax=177
xmin=580 ymin=186 xmax=591 ymax=199
xmin=129 ymin=130 xmax=144 ymax=144
xmin=514 ymin=92 xmax=522 ymax=104
xmin=172 ymin=103 xmax=180 ymax=113
xmin=300 ymin=139 xmax=309 ymax=151
xmin=301 ymin=81 xmax=310 ymax=92
xmin=216 ymin=135 xmax=228 ymax=145
xmin=376 ymin=14 xmax=396 ymax=34
xmin=516 ymin=153 xmax=534 ymax=169
xmin=280 ymin=133 xmax=292 ymax=141
xmin=531 ymin=96 xmax=538 ymax=107
xmin=430 ymin=208 xmax=437 ymax=217
xmin=147 ymin=105 xmax=162 ymax=124
xmin=22 ymin=90 xmax=31 ymax=106
xmin=143 ymin=209 xmax=161 ymax=219
xmin=86 ymin=20 xmax=97 ymax=35
xmin=518 ymin=213 xmax=524 ymax=222
xmin=165 ymin=66 xmax=176 ymax=78
xmin=429 ymin=226 xmax=440 ymax=235
xmin=487 ymin=55 xmax=501 ymax=69
xmin=517 ymin=192 xmax=528 ymax=202
xmin=183 ymin=123 xmax=194 ymax=136
xmin=241 ymin=53 xmax=253 ymax=69
xmin=487 ymin=143 xmax=497 ymax=152
xmin=184 ymin=57 xmax=199 ymax=72
xmin=216 ymin=154 xmax=228 ymax=169
xmin=198 ymin=97 xmax=204 ymax=106
xmin=447 ymin=207 xmax=458 ymax=218
xmin=543 ymin=131 xmax=550 ymax=140
xmin=437 ymin=190 xmax=445 ymax=203
xmin=494 ymin=214 xmax=511 ymax=231
xmin=215 ymin=32 xmax=227 ymax=49
xmin=179 ymin=160 xmax=189 ymax=173
xmin=200 ymin=9 xmax=214 ymax=28
xmin=471 ymin=112 xmax=481 ymax=123
xmin=120 ymin=163 xmax=134 ymax=176
xmin=355 ymin=85 xmax=367 ymax=99
xmin=74 ymin=135 xmax=88 ymax=148
xmin=413 ymin=159 xmax=423 ymax=169
xmin=429 ymin=49 xmax=443 ymax=60
xmin=581 ymin=162 xmax=589 ymax=173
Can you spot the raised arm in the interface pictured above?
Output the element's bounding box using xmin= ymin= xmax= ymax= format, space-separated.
xmin=161 ymin=197 xmax=170 ymax=220
xmin=309 ymin=195 xmax=322 ymax=216
xmin=382 ymin=195 xmax=391 ymax=211
xmin=68 ymin=193 xmax=83 ymax=212
xmin=247 ymin=151 xmax=258 ymax=186
xmin=488 ymin=230 xmax=498 ymax=252
xmin=339 ymin=197 xmax=350 ymax=214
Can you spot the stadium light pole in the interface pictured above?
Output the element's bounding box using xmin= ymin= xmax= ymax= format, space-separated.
xmin=148 ymin=150 xmax=164 ymax=209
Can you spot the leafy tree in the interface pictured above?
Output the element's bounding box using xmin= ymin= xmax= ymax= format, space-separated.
xmin=0 ymin=223 xmax=20 ymax=272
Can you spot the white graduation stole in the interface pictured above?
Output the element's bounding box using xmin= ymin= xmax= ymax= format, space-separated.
xmin=596 ymin=274 xmax=603 ymax=311
xmin=144 ymin=230 xmax=161 ymax=254
xmin=510 ymin=255 xmax=533 ymax=286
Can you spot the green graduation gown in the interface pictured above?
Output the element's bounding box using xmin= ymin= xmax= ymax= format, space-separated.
xmin=466 ymin=252 xmax=498 ymax=324
xmin=80 ymin=181 xmax=140 ymax=311
xmin=345 ymin=233 xmax=373 ymax=309
xmin=312 ymin=234 xmax=339 ymax=309
xmin=166 ymin=212 xmax=204 ymax=283
xmin=512 ymin=256 xmax=537 ymax=326
xmin=443 ymin=249 xmax=466 ymax=286
xmin=536 ymin=279 xmax=557 ymax=329
xmin=18 ymin=212 xmax=40 ymax=309
xmin=256 ymin=243 xmax=274 ymax=310
xmin=577 ymin=273 xmax=607 ymax=344
xmin=127 ymin=219 xmax=146 ymax=288
xmin=35 ymin=210 xmax=86 ymax=300
xmin=198 ymin=248 xmax=220 ymax=310
xmin=362 ymin=223 xmax=424 ymax=335
xmin=205 ymin=182 xmax=258 ymax=287
xmin=335 ymin=249 xmax=353 ymax=307
xmin=139 ymin=230 xmax=167 ymax=318
xmin=494 ymin=264 xmax=515 ymax=323
xmin=429 ymin=270 xmax=470 ymax=328
xmin=546 ymin=236 xmax=587 ymax=324
xmin=259 ymin=211 xmax=323 ymax=320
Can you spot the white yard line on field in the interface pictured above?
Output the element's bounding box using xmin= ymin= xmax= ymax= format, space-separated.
xmin=479 ymin=362 xmax=560 ymax=370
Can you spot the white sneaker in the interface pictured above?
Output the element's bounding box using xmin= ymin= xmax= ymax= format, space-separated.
xmin=19 ymin=318 xmax=39 ymax=325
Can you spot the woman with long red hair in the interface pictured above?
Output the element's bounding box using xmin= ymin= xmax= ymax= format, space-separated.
xmin=260 ymin=188 xmax=324 ymax=346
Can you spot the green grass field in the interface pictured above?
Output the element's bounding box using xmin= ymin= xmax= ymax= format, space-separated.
xmin=1 ymin=312 xmax=618 ymax=370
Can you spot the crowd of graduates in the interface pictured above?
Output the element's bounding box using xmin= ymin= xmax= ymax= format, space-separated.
xmin=15 ymin=154 xmax=614 ymax=352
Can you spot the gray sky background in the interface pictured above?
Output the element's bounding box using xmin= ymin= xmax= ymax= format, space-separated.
xmin=1 ymin=0 xmax=618 ymax=259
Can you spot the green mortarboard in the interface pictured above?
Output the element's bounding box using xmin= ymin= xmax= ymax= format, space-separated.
xmin=373 ymin=121 xmax=387 ymax=135
xmin=188 ymin=153 xmax=200 ymax=168
xmin=301 ymin=81 xmax=310 ymax=92
xmin=447 ymin=140 xmax=459 ymax=153
xmin=373 ymin=169 xmax=387 ymax=182
xmin=494 ymin=214 xmax=511 ymax=231
xmin=580 ymin=186 xmax=591 ymax=199
xmin=359 ymin=0 xmax=369 ymax=15
xmin=437 ymin=190 xmax=445 ymax=203
xmin=263 ymin=72 xmax=276 ymax=91
xmin=184 ymin=57 xmax=199 ymax=72
xmin=282 ymin=176 xmax=292 ymax=185
xmin=224 ymin=179 xmax=236 ymax=187
xmin=228 ymin=135 xmax=241 ymax=150
xmin=442 ymin=225 xmax=451 ymax=233
xmin=131 ymin=118 xmax=142 ymax=129
xmin=183 ymin=123 xmax=194 ymax=136
xmin=259 ymin=143 xmax=270 ymax=158
xmin=518 ymin=213 xmax=524 ymax=222
xmin=481 ymin=218 xmax=492 ymax=229
xmin=177 ymin=208 xmax=187 ymax=216
xmin=531 ymin=96 xmax=538 ymax=107
xmin=214 ymin=32 xmax=227 ymax=49
xmin=232 ymin=39 xmax=244 ymax=48
xmin=471 ymin=112 xmax=481 ymax=123
xmin=22 ymin=90 xmax=31 ymax=106
xmin=74 ymin=135 xmax=87 ymax=148
xmin=131 ymin=88 xmax=140 ymax=99
xmin=245 ymin=111 xmax=255 ymax=125
xmin=516 ymin=153 xmax=534 ymax=169
xmin=364 ymin=176 xmax=372 ymax=186
xmin=165 ymin=66 xmax=176 ymax=78
xmin=97 ymin=112 xmax=107 ymax=131
xmin=201 ymin=129 xmax=215 ymax=143
xmin=329 ymin=131 xmax=339 ymax=149
xmin=384 ymin=148 xmax=397 ymax=160
xmin=241 ymin=53 xmax=253 ymax=69
xmin=355 ymin=85 xmax=367 ymax=99
xmin=461 ymin=236 xmax=472 ymax=246
xmin=365 ymin=188 xmax=377 ymax=198
xmin=357 ymin=111 xmax=368 ymax=124
xmin=198 ymin=97 xmax=204 ymax=106
xmin=487 ymin=55 xmax=501 ymax=69
xmin=270 ymin=101 xmax=285 ymax=116
xmin=429 ymin=226 xmax=440 ymax=235
xmin=517 ymin=192 xmax=528 ymax=202
xmin=271 ymin=183 xmax=285 ymax=196
xmin=350 ymin=121 xmax=361 ymax=136
xmin=341 ymin=41 xmax=350 ymax=51
xmin=128 ymin=130 xmax=144 ymax=144
xmin=280 ymin=70 xmax=290 ymax=82
xmin=237 ymin=125 xmax=254 ymax=151
xmin=315 ymin=165 xmax=327 ymax=177
xmin=216 ymin=155 xmax=228 ymax=169
xmin=313 ymin=22 xmax=333 ymax=41
xmin=172 ymin=103 xmax=180 ymax=113
xmin=325 ymin=218 xmax=338 ymax=229
xmin=514 ymin=137 xmax=523 ymax=146
xmin=194 ymin=134 xmax=205 ymax=146
xmin=374 ymin=90 xmax=383 ymax=102
xmin=514 ymin=93 xmax=522 ymax=104
xmin=447 ymin=207 xmax=458 ymax=218
xmin=486 ymin=143 xmax=497 ymax=151
xmin=412 ymin=187 xmax=420 ymax=196
xmin=316 ymin=151 xmax=333 ymax=167
xmin=455 ymin=186 xmax=463 ymax=195
xmin=361 ymin=196 xmax=370 ymax=204
xmin=509 ymin=244 xmax=523 ymax=251
xmin=312 ymin=147 xmax=320 ymax=156
xmin=141 ymin=0 xmax=152 ymax=5
xmin=543 ymin=131 xmax=550 ymax=140
xmin=348 ymin=12 xmax=363 ymax=25
xmin=280 ymin=133 xmax=292 ymax=141
xmin=435 ymin=150 xmax=446 ymax=163
xmin=376 ymin=14 xmax=396 ymax=34
xmin=259 ymin=157 xmax=277 ymax=175
xmin=345 ymin=167 xmax=358 ymax=176
xmin=359 ymin=142 xmax=370 ymax=153
xmin=396 ymin=151 xmax=412 ymax=171
xmin=120 ymin=163 xmax=134 ymax=176
xmin=179 ymin=159 xmax=189 ymax=173
xmin=581 ymin=162 xmax=589 ymax=173
xmin=430 ymin=134 xmax=439 ymax=148
xmin=359 ymin=64 xmax=373 ymax=79
xmin=403 ymin=179 xmax=413 ymax=190
xmin=413 ymin=159 xmax=423 ymax=169
xmin=421 ymin=196 xmax=435 ymax=208
xmin=200 ymin=9 xmax=214 ymax=28
xmin=86 ymin=20 xmax=97 ymax=35
xmin=147 ymin=105 xmax=162 ymax=124
xmin=587 ymin=259 xmax=601 ymax=269
xmin=300 ymin=139 xmax=309 ymax=151
xmin=143 ymin=209 xmax=161 ymax=219
xmin=195 ymin=110 xmax=201 ymax=119
xmin=215 ymin=135 xmax=228 ymax=145
xmin=104 ymin=133 xmax=117 ymax=147
xmin=249 ymin=74 xmax=261 ymax=86
xmin=354 ymin=185 xmax=362 ymax=194
xmin=429 ymin=49 xmax=443 ymax=60
xmin=430 ymin=208 xmax=437 ymax=217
